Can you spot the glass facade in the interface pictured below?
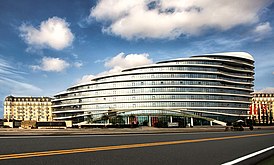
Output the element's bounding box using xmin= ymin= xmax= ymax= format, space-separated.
xmin=52 ymin=52 xmax=254 ymax=124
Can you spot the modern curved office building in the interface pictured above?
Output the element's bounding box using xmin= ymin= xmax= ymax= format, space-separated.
xmin=52 ymin=52 xmax=254 ymax=126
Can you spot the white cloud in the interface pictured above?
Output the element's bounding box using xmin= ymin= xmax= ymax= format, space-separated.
xmin=90 ymin=0 xmax=273 ymax=40
xmin=105 ymin=52 xmax=152 ymax=69
xmin=252 ymin=22 xmax=272 ymax=41
xmin=72 ymin=53 xmax=79 ymax=59
xmin=19 ymin=17 xmax=74 ymax=50
xmin=31 ymin=57 xmax=70 ymax=72
xmin=94 ymin=58 xmax=108 ymax=64
xmin=0 ymin=56 xmax=42 ymax=104
xmin=101 ymin=52 xmax=153 ymax=75
xmin=0 ymin=77 xmax=42 ymax=96
xmin=77 ymin=17 xmax=92 ymax=28
xmin=74 ymin=62 xmax=83 ymax=68
xmin=0 ymin=58 xmax=25 ymax=79
xmin=77 ymin=52 xmax=153 ymax=83
xmin=76 ymin=74 xmax=95 ymax=84
xmin=256 ymin=87 xmax=274 ymax=93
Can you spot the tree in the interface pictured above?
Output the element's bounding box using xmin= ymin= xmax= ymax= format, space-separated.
xmin=116 ymin=115 xmax=125 ymax=125
xmin=101 ymin=115 xmax=109 ymax=126
xmin=86 ymin=113 xmax=93 ymax=124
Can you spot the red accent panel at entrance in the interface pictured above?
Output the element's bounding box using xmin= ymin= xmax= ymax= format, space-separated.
xmin=151 ymin=117 xmax=158 ymax=127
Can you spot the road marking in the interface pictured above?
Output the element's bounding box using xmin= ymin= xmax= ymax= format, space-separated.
xmin=222 ymin=145 xmax=274 ymax=165
xmin=0 ymin=132 xmax=273 ymax=160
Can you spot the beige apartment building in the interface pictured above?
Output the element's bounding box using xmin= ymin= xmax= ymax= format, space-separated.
xmin=4 ymin=96 xmax=52 ymax=122
xmin=251 ymin=93 xmax=274 ymax=124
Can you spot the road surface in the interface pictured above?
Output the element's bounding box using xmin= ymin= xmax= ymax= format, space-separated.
xmin=0 ymin=130 xmax=273 ymax=165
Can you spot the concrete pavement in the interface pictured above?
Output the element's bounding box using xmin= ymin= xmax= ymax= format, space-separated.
xmin=0 ymin=126 xmax=274 ymax=136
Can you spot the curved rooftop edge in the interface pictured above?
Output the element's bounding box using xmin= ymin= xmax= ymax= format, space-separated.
xmin=67 ymin=52 xmax=254 ymax=90
xmin=192 ymin=52 xmax=254 ymax=61
xmin=158 ymin=52 xmax=254 ymax=64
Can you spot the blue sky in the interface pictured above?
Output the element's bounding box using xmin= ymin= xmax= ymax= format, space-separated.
xmin=1 ymin=0 xmax=274 ymax=117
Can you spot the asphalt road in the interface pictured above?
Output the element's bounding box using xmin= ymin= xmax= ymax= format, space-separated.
xmin=0 ymin=130 xmax=273 ymax=165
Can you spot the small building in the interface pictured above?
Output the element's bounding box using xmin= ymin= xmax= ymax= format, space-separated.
xmin=21 ymin=121 xmax=67 ymax=129
xmin=250 ymin=93 xmax=274 ymax=124
xmin=4 ymin=96 xmax=53 ymax=122
xmin=21 ymin=120 xmax=36 ymax=129
xmin=3 ymin=120 xmax=21 ymax=128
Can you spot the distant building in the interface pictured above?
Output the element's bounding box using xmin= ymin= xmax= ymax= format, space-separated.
xmin=251 ymin=93 xmax=274 ymax=124
xmin=4 ymin=96 xmax=52 ymax=122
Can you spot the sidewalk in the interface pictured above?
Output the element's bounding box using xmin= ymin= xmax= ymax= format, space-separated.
xmin=0 ymin=126 xmax=273 ymax=136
